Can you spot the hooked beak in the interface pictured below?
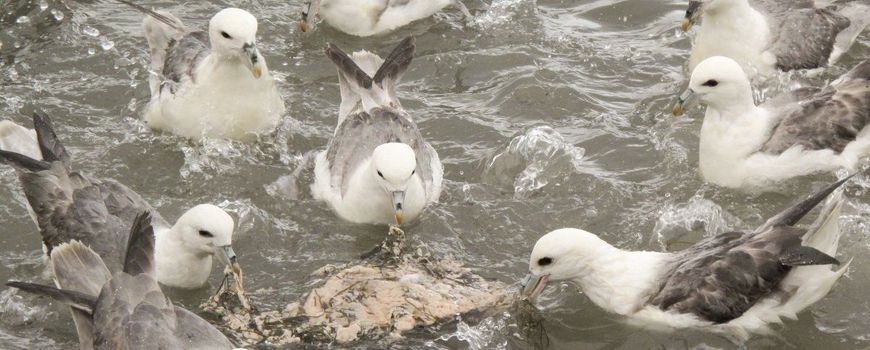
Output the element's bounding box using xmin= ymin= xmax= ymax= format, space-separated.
xmin=672 ymin=88 xmax=696 ymax=117
xmin=392 ymin=191 xmax=405 ymax=226
xmin=242 ymin=43 xmax=263 ymax=79
xmin=682 ymin=1 xmax=702 ymax=32
xmin=521 ymin=273 xmax=550 ymax=301
xmin=299 ymin=1 xmax=313 ymax=32
xmin=214 ymin=245 xmax=240 ymax=274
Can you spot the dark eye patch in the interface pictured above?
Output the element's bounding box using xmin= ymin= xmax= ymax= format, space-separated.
xmin=538 ymin=257 xmax=553 ymax=266
xmin=199 ymin=230 xmax=214 ymax=237
xmin=702 ymin=79 xmax=718 ymax=87
xmin=377 ymin=171 xmax=384 ymax=178
xmin=221 ymin=31 xmax=232 ymax=39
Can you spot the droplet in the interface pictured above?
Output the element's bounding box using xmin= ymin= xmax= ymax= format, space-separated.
xmin=50 ymin=9 xmax=64 ymax=21
xmin=38 ymin=0 xmax=48 ymax=10
xmin=99 ymin=36 xmax=115 ymax=50
xmin=87 ymin=47 xmax=96 ymax=55
xmin=16 ymin=16 xmax=30 ymax=24
xmin=82 ymin=26 xmax=99 ymax=37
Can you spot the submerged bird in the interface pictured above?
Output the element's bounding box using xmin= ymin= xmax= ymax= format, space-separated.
xmin=682 ymin=0 xmax=869 ymax=77
xmin=672 ymin=56 xmax=870 ymax=190
xmin=0 ymin=114 xmax=239 ymax=290
xmin=119 ymin=1 xmax=284 ymax=140
xmin=312 ymin=37 xmax=443 ymax=226
xmin=299 ymin=0 xmax=471 ymax=37
xmin=0 ymin=120 xmax=41 ymax=160
xmin=522 ymin=176 xmax=852 ymax=342
xmin=8 ymin=213 xmax=237 ymax=350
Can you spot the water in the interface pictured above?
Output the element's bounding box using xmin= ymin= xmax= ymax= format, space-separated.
xmin=0 ymin=0 xmax=868 ymax=348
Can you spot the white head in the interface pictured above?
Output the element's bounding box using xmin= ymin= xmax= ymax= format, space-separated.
xmin=172 ymin=204 xmax=237 ymax=269
xmin=208 ymin=8 xmax=265 ymax=78
xmin=674 ymin=56 xmax=754 ymax=115
xmin=371 ymin=142 xmax=418 ymax=225
xmin=701 ymin=0 xmax=747 ymax=13
xmin=521 ymin=228 xmax=615 ymax=300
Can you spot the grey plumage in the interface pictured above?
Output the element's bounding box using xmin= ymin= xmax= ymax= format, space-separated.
xmin=7 ymin=214 xmax=234 ymax=350
xmin=769 ymin=6 xmax=850 ymax=71
xmin=0 ymin=113 xmax=168 ymax=273
xmin=325 ymin=108 xmax=436 ymax=196
xmin=323 ymin=37 xmax=437 ymax=196
xmin=118 ymin=0 xmax=206 ymax=96
xmin=647 ymin=176 xmax=848 ymax=323
xmin=160 ymin=31 xmax=209 ymax=94
xmin=760 ymin=59 xmax=870 ymax=154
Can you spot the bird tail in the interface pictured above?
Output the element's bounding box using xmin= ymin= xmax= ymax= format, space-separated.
xmin=325 ymin=37 xmax=415 ymax=122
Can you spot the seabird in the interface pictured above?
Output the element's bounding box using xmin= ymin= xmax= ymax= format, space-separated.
xmin=0 ymin=113 xmax=239 ymax=290
xmin=0 ymin=120 xmax=41 ymax=160
xmin=682 ymin=0 xmax=869 ymax=77
xmin=311 ymin=37 xmax=443 ymax=226
xmin=672 ymin=56 xmax=870 ymax=190
xmin=8 ymin=213 xmax=238 ymax=350
xmin=299 ymin=0 xmax=472 ymax=37
xmin=522 ymin=176 xmax=852 ymax=343
xmin=119 ymin=1 xmax=285 ymax=140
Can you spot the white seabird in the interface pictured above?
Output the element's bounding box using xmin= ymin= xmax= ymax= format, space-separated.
xmin=683 ymin=0 xmax=869 ymax=78
xmin=522 ymin=176 xmax=852 ymax=343
xmin=312 ymin=37 xmax=443 ymax=226
xmin=299 ymin=0 xmax=472 ymax=37
xmin=0 ymin=113 xmax=239 ymax=290
xmin=119 ymin=1 xmax=285 ymax=140
xmin=8 ymin=213 xmax=238 ymax=350
xmin=672 ymin=56 xmax=870 ymax=190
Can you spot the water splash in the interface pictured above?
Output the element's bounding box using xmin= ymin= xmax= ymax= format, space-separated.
xmin=436 ymin=315 xmax=508 ymax=350
xmin=482 ymin=126 xmax=586 ymax=198
xmin=471 ymin=0 xmax=537 ymax=29
xmin=652 ymin=193 xmax=743 ymax=248
xmin=0 ymin=289 xmax=47 ymax=325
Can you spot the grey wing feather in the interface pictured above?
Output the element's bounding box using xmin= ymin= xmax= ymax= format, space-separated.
xmin=92 ymin=274 xmax=179 ymax=350
xmin=770 ymin=6 xmax=850 ymax=70
xmin=122 ymin=212 xmax=156 ymax=277
xmin=32 ymin=113 xmax=70 ymax=164
xmin=761 ymin=59 xmax=870 ymax=154
xmin=325 ymin=108 xmax=435 ymax=196
xmin=160 ymin=31 xmax=210 ymax=95
xmin=172 ymin=307 xmax=235 ymax=349
xmin=649 ymin=228 xmax=800 ymax=323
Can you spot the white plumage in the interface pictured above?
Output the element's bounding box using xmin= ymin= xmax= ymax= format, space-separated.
xmin=301 ymin=0 xmax=471 ymax=37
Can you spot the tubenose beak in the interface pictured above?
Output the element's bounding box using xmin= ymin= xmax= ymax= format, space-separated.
xmin=671 ymin=88 xmax=696 ymax=117
xmin=682 ymin=0 xmax=702 ymax=32
xmin=521 ymin=273 xmax=550 ymax=301
xmin=299 ymin=0 xmax=314 ymax=32
xmin=214 ymin=245 xmax=240 ymax=274
xmin=392 ymin=191 xmax=405 ymax=226
xmin=242 ymin=43 xmax=263 ymax=79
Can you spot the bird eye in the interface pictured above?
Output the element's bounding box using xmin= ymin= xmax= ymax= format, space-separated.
xmin=221 ymin=31 xmax=232 ymax=39
xmin=702 ymin=79 xmax=718 ymax=87
xmin=199 ymin=230 xmax=214 ymax=238
xmin=411 ymin=170 xmax=415 ymax=176
xmin=538 ymin=257 xmax=553 ymax=266
xmin=377 ymin=171 xmax=384 ymax=178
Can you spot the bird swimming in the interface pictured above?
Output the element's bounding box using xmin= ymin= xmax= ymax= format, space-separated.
xmin=7 ymin=213 xmax=238 ymax=350
xmin=682 ymin=0 xmax=869 ymax=78
xmin=672 ymin=56 xmax=869 ymax=190
xmin=311 ymin=37 xmax=443 ymax=226
xmin=0 ymin=113 xmax=240 ymax=290
xmin=522 ymin=176 xmax=852 ymax=343
xmin=119 ymin=1 xmax=285 ymax=140
xmin=299 ymin=0 xmax=471 ymax=37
